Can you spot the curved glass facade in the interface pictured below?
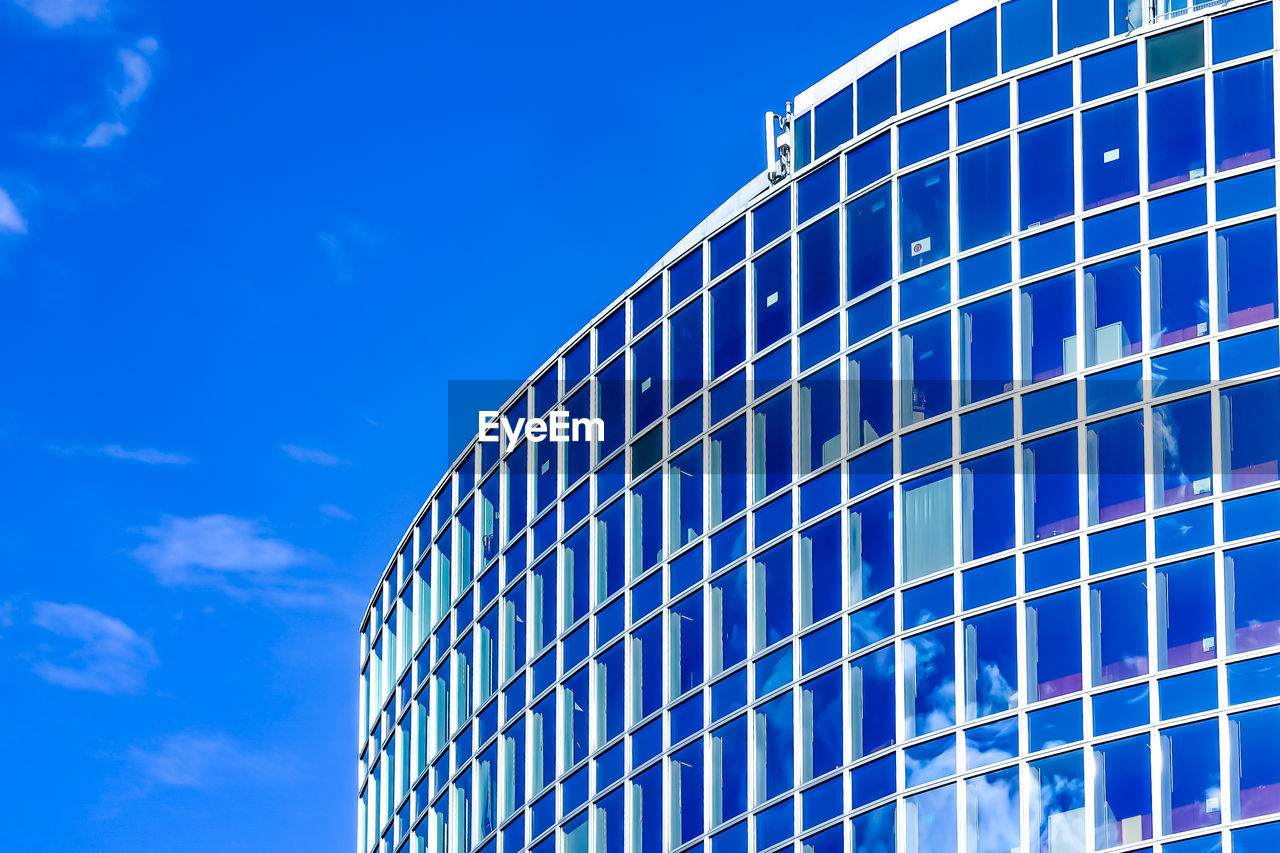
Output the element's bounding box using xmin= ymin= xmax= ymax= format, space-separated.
xmin=358 ymin=1 xmax=1280 ymax=852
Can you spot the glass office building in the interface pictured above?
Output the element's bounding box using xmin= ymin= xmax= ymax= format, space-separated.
xmin=358 ymin=1 xmax=1280 ymax=851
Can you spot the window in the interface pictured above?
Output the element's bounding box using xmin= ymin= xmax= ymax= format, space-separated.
xmin=1021 ymin=273 xmax=1077 ymax=383
xmin=951 ymin=10 xmax=998 ymax=90
xmin=669 ymin=444 xmax=703 ymax=551
xmin=1161 ymin=718 xmax=1221 ymax=833
xmin=850 ymin=490 xmax=894 ymax=602
xmin=1218 ymin=217 xmax=1279 ymax=331
xmin=530 ymin=693 xmax=556 ymax=791
xmin=849 ymin=336 xmax=892 ymax=450
xmin=1151 ymin=234 xmax=1209 ymax=346
xmin=902 ymin=34 xmax=946 ymax=109
xmin=962 ymin=450 xmax=1016 ymax=561
xmin=799 ymin=516 xmax=841 ymax=626
xmin=1031 ymin=751 xmax=1085 ymax=852
xmin=1002 ymin=0 xmax=1052 ymax=71
xmin=1215 ymin=60 xmax=1275 ymax=172
xmin=632 ymin=618 xmax=663 ymax=722
xmin=964 ymin=606 xmax=1018 ymax=719
xmin=857 ymin=58 xmax=896 ymax=132
xmin=631 ymin=471 xmax=663 ymax=575
xmin=710 ymin=417 xmax=747 ymax=526
xmin=959 ymin=138 xmax=1011 ymax=250
xmin=1146 ymin=22 xmax=1204 ymax=82
xmin=671 ymin=591 xmax=704 ymax=698
xmin=710 ymin=271 xmax=746 ymax=378
xmin=1027 ymin=589 xmax=1083 ymax=701
xmin=672 ymin=740 xmax=704 ymax=845
xmin=1222 ymin=378 xmax=1280 ymax=490
xmin=1094 ymin=735 xmax=1152 ymax=847
xmin=596 ymin=498 xmax=625 ymax=603
xmin=799 ymin=213 xmax=839 ymax=323
xmin=903 ymin=469 xmax=954 ymax=580
xmin=967 ymin=766 xmax=1020 ymax=853
xmin=1058 ymin=0 xmax=1107 ymax=51
xmin=563 ymin=667 xmax=589 ymax=768
xmin=1214 ymin=4 xmax=1274 ymax=63
xmin=671 ymin=298 xmax=703 ymax=406
xmin=754 ymin=241 xmax=791 ymax=352
xmin=1227 ymin=539 xmax=1280 ymax=653
xmin=1230 ymin=704 xmax=1280 ymax=818
xmin=901 ymin=313 xmax=951 ymax=423
xmin=848 ymin=185 xmax=893 ymax=298
xmin=710 ymin=717 xmax=748 ymax=824
xmin=595 ymin=642 xmax=625 ymax=746
xmin=958 ymin=86 xmax=1009 ymax=144
xmin=634 ymin=764 xmax=664 ymax=853
xmin=1148 ymin=78 xmax=1206 ymax=190
xmin=1082 ymin=96 xmax=1139 ymax=210
xmin=900 ymin=108 xmax=949 ymax=167
xmin=709 ymin=565 xmax=747 ymax=677
xmin=900 ymin=160 xmax=950 ymax=270
xmin=801 ymin=670 xmax=843 ymax=780
xmin=905 ymin=624 xmax=956 ymax=737
xmin=1090 ymin=572 xmax=1149 ymax=686
xmin=905 ymin=783 xmax=957 ymax=852
xmin=755 ymin=692 xmax=795 ymax=800
xmin=813 ymin=87 xmax=852 ymax=159
xmin=1019 ymin=64 xmax=1072 ymax=123
xmin=960 ymin=292 xmax=1013 ymax=405
xmin=1084 ymin=254 xmax=1141 ymax=366
xmin=1152 ymin=393 xmax=1212 ymax=507
xmin=1020 ymin=118 xmax=1074 ymax=228
xmin=851 ymin=645 xmax=895 ymax=759
xmin=847 ymin=134 xmax=890 ymax=196
xmin=1088 ymin=412 xmax=1145 ymax=524
xmin=530 ymin=554 xmax=556 ymax=653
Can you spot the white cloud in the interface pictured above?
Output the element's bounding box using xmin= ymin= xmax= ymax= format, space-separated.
xmin=114 ymin=43 xmax=152 ymax=108
xmin=84 ymin=120 xmax=127 ymax=148
xmin=319 ymin=503 xmax=355 ymax=521
xmin=0 ymin=187 xmax=28 ymax=235
xmin=100 ymin=445 xmax=191 ymax=465
xmin=128 ymin=732 xmax=283 ymax=789
xmin=133 ymin=514 xmax=310 ymax=579
xmin=13 ymin=0 xmax=107 ymax=27
xmin=281 ymin=444 xmax=342 ymax=466
xmin=30 ymin=602 xmax=157 ymax=694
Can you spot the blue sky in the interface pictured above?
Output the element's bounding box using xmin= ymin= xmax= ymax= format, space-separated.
xmin=0 ymin=0 xmax=941 ymax=849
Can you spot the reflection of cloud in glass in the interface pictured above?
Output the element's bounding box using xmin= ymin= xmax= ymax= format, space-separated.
xmin=967 ymin=767 xmax=1020 ymax=853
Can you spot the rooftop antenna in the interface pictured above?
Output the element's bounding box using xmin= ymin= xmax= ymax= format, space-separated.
xmin=766 ymin=102 xmax=793 ymax=184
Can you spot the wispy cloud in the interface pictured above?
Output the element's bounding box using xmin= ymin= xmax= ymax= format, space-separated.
xmin=13 ymin=0 xmax=107 ymax=28
xmin=281 ymin=444 xmax=342 ymax=466
xmin=29 ymin=602 xmax=158 ymax=694
xmin=319 ymin=503 xmax=355 ymax=521
xmin=133 ymin=514 xmax=310 ymax=579
xmin=0 ymin=187 xmax=28 ymax=235
xmin=83 ymin=36 xmax=158 ymax=149
xmin=99 ymin=445 xmax=191 ymax=465
xmin=127 ymin=732 xmax=285 ymax=790
xmin=84 ymin=120 xmax=127 ymax=148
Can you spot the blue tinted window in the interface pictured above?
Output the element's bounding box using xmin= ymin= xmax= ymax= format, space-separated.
xmin=1154 ymin=394 xmax=1213 ymax=507
xmin=901 ymin=313 xmax=952 ymax=422
xmin=857 ymin=58 xmax=897 ymax=133
xmin=793 ymin=110 xmax=811 ymax=170
xmin=1089 ymin=412 xmax=1146 ymax=525
xmin=963 ymin=449 xmax=1017 ymax=559
xmin=1114 ymin=0 xmax=1141 ymax=34
xmin=798 ymin=160 xmax=838 ymax=223
xmin=798 ymin=213 xmax=839 ymax=325
xmin=1160 ymin=668 xmax=1217 ymax=719
xmin=899 ymin=108 xmax=949 ymax=167
xmin=1152 ymin=344 xmax=1210 ymax=398
xmin=1022 ymin=273 xmax=1076 ymax=383
xmin=1092 ymin=683 xmax=1148 ymax=736
xmin=848 ymin=184 xmax=892 ymax=299
xmin=850 ymin=443 xmax=892 ymax=498
xmin=899 ymin=160 xmax=950 ymax=270
xmin=1019 ymin=64 xmax=1073 ymax=123
xmin=709 ymin=219 xmax=744 ymax=280
xmin=1082 ymin=43 xmax=1138 ymax=102
xmin=951 ymin=10 xmax=998 ymax=90
xmin=850 ymin=490 xmax=894 ymax=601
xmin=1086 ymin=361 xmax=1142 ymax=416
xmin=901 ymin=266 xmax=950 ymax=320
xmin=1022 ymin=381 xmax=1077 ymax=433
xmin=849 ymin=338 xmax=893 ymax=451
xmin=1214 ymin=3 xmax=1274 ymax=63
xmin=1155 ymin=505 xmax=1214 ymax=557
xmin=1148 ymin=78 xmax=1207 ymax=191
xmin=753 ymin=190 xmax=789 ymax=251
xmin=671 ymin=298 xmax=703 ymax=406
xmin=1217 ymin=168 xmax=1277 ymax=220
xmin=959 ymin=243 xmax=1012 ymax=297
xmin=710 ymin=271 xmax=746 ymax=378
xmin=1082 ymin=96 xmax=1139 ymax=210
xmin=902 ymin=33 xmax=947 ymax=109
xmin=1215 ymin=59 xmax=1276 ymax=172
xmin=849 ymin=288 xmax=891 ymax=344
xmin=1020 ymin=118 xmax=1074 ymax=228
xmin=799 ymin=315 xmax=839 ymax=371
xmin=964 ymin=558 xmax=1015 ymax=609
xmin=670 ymin=247 xmax=703 ymax=307
xmin=846 ymin=133 xmax=890 ymax=197
xmin=960 ymin=400 xmax=1013 ymax=452
xmin=1058 ymin=0 xmax=1108 ymax=51
xmin=1020 ymin=224 xmax=1075 ymax=276
xmin=1025 ymin=431 xmax=1080 ymax=541
xmin=1089 ymin=521 xmax=1145 ymax=572
xmin=1083 ymin=205 xmax=1140 ymax=258
xmin=960 ymin=292 xmax=1013 ymax=405
xmin=1002 ymin=0 xmax=1052 ymax=72
xmin=902 ymin=420 xmax=951 ymax=473
xmin=1028 ymin=700 xmax=1083 ymax=751
xmin=754 ymin=241 xmax=791 ymax=351
xmin=957 ymin=86 xmax=1009 ymax=144
xmin=959 ymin=138 xmax=1011 ymax=250
xmin=1026 ymin=537 xmax=1081 ymax=591
xmin=597 ymin=306 xmax=625 ymax=363
xmin=1229 ymin=652 xmax=1280 ymax=704
xmin=1218 ymin=216 xmax=1278 ymax=331
xmin=1220 ymin=327 xmax=1280 ymax=381
xmin=1149 ymin=184 xmax=1207 ymax=238
xmin=813 ymin=86 xmax=852 ymax=159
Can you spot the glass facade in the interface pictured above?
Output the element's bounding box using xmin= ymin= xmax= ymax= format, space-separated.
xmin=359 ymin=2 xmax=1280 ymax=852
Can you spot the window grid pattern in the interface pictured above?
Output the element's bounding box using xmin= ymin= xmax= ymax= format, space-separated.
xmin=359 ymin=3 xmax=1280 ymax=853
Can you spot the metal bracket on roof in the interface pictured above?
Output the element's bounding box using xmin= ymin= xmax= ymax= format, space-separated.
xmin=766 ymin=103 xmax=793 ymax=184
